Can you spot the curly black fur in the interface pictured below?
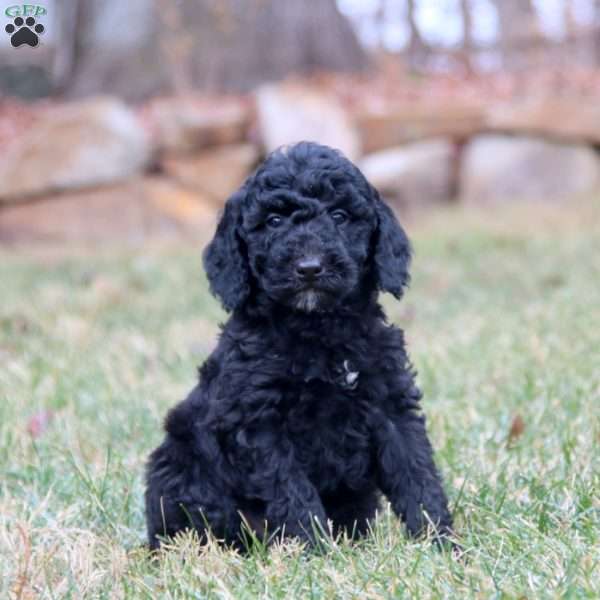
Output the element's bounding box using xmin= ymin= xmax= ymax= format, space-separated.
xmin=145 ymin=142 xmax=453 ymax=550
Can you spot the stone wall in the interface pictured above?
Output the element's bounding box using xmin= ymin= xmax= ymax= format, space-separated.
xmin=1 ymin=79 xmax=599 ymax=243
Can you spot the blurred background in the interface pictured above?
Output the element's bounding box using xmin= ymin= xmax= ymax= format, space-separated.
xmin=1 ymin=0 xmax=600 ymax=243
xmin=3 ymin=5 xmax=600 ymax=594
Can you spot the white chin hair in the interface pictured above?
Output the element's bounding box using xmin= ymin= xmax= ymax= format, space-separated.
xmin=294 ymin=290 xmax=320 ymax=312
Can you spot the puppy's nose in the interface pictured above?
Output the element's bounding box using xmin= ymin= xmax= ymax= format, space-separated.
xmin=295 ymin=257 xmax=323 ymax=281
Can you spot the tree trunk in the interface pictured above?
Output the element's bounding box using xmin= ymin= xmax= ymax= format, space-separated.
xmin=51 ymin=0 xmax=82 ymax=94
xmin=459 ymin=0 xmax=474 ymax=73
xmin=374 ymin=0 xmax=386 ymax=51
xmin=595 ymin=0 xmax=600 ymax=64
xmin=64 ymin=0 xmax=368 ymax=101
xmin=406 ymin=0 xmax=428 ymax=69
xmin=492 ymin=0 xmax=542 ymax=68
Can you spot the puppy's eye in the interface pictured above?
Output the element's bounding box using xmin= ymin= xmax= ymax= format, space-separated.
xmin=331 ymin=209 xmax=348 ymax=225
xmin=266 ymin=215 xmax=284 ymax=228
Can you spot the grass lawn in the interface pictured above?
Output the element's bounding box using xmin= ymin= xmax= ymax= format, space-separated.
xmin=1 ymin=200 xmax=599 ymax=599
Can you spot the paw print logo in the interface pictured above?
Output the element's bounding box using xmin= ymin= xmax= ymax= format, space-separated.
xmin=5 ymin=16 xmax=45 ymax=48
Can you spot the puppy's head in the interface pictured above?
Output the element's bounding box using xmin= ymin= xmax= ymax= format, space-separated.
xmin=203 ymin=142 xmax=411 ymax=313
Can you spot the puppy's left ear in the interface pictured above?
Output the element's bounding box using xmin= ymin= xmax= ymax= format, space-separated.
xmin=203 ymin=189 xmax=250 ymax=312
xmin=371 ymin=188 xmax=412 ymax=298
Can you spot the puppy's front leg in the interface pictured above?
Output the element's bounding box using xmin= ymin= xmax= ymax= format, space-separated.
xmin=373 ymin=409 xmax=453 ymax=540
xmin=264 ymin=470 xmax=328 ymax=544
xmin=242 ymin=433 xmax=327 ymax=545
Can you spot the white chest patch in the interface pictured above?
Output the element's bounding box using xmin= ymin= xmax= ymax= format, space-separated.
xmin=341 ymin=359 xmax=360 ymax=390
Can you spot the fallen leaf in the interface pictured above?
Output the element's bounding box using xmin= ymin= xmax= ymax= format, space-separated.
xmin=27 ymin=410 xmax=54 ymax=438
xmin=507 ymin=414 xmax=525 ymax=446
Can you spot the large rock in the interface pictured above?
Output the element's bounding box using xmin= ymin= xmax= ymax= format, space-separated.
xmin=486 ymin=99 xmax=600 ymax=145
xmin=160 ymin=144 xmax=259 ymax=204
xmin=143 ymin=96 xmax=251 ymax=154
xmin=0 ymin=97 xmax=151 ymax=202
xmin=255 ymin=83 xmax=360 ymax=160
xmin=461 ymin=135 xmax=600 ymax=203
xmin=360 ymin=139 xmax=455 ymax=205
xmin=355 ymin=104 xmax=484 ymax=153
xmin=0 ymin=177 xmax=216 ymax=244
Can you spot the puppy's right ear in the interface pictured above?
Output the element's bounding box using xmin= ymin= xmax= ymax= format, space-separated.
xmin=202 ymin=189 xmax=250 ymax=312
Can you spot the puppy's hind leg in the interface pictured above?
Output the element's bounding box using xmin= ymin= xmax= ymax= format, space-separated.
xmin=145 ymin=438 xmax=241 ymax=551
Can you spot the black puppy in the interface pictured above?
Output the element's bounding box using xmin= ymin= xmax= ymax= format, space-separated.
xmin=145 ymin=142 xmax=453 ymax=550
